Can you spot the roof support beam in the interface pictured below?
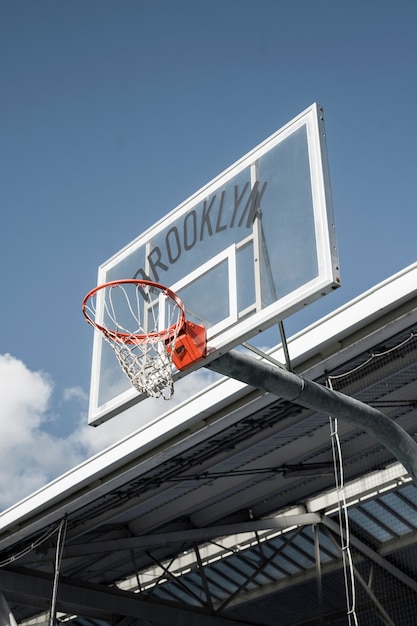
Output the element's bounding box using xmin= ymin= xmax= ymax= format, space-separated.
xmin=62 ymin=513 xmax=320 ymax=558
xmin=0 ymin=591 xmax=17 ymax=626
xmin=0 ymin=568 xmax=256 ymax=626
xmin=207 ymin=350 xmax=417 ymax=483
xmin=322 ymin=516 xmax=417 ymax=594
xmin=216 ymin=526 xmax=305 ymax=613
xmin=353 ymin=567 xmax=396 ymax=626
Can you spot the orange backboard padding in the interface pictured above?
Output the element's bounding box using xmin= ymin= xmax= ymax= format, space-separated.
xmin=171 ymin=322 xmax=206 ymax=371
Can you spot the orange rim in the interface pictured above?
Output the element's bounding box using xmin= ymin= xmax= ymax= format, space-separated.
xmin=82 ymin=279 xmax=186 ymax=343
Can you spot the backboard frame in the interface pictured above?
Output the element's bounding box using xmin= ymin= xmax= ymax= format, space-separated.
xmin=87 ymin=103 xmax=340 ymax=426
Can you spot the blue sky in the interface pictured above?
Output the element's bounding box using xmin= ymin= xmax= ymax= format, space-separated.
xmin=1 ymin=0 xmax=417 ymax=507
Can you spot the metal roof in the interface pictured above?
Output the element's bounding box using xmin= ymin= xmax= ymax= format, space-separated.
xmin=2 ymin=263 xmax=417 ymax=625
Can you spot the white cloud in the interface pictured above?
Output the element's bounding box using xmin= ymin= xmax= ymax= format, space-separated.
xmin=63 ymin=386 xmax=89 ymax=403
xmin=0 ymin=355 xmax=86 ymax=509
xmin=0 ymin=354 xmax=51 ymax=437
xmin=0 ymin=353 xmax=221 ymax=510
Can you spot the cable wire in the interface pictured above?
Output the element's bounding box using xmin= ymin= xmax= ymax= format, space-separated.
xmin=328 ymin=378 xmax=359 ymax=626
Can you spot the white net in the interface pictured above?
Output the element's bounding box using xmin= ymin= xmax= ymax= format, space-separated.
xmin=83 ymin=281 xmax=185 ymax=399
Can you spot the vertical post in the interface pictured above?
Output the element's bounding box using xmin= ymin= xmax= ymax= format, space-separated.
xmin=194 ymin=543 xmax=214 ymax=612
xmin=313 ymin=525 xmax=325 ymax=626
xmin=49 ymin=518 xmax=67 ymax=626
xmin=278 ymin=320 xmax=292 ymax=371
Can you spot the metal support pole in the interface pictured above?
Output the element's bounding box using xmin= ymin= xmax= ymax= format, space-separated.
xmin=49 ymin=518 xmax=67 ymax=626
xmin=207 ymin=350 xmax=417 ymax=484
xmin=193 ymin=543 xmax=214 ymax=611
xmin=278 ymin=320 xmax=292 ymax=371
xmin=313 ymin=525 xmax=324 ymax=626
xmin=353 ymin=567 xmax=396 ymax=626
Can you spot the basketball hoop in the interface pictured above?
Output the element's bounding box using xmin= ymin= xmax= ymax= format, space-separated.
xmin=82 ymin=279 xmax=206 ymax=400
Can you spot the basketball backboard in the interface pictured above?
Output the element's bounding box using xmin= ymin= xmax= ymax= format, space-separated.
xmin=87 ymin=103 xmax=340 ymax=425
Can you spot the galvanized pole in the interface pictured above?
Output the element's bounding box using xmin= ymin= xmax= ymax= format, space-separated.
xmin=207 ymin=350 xmax=417 ymax=484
